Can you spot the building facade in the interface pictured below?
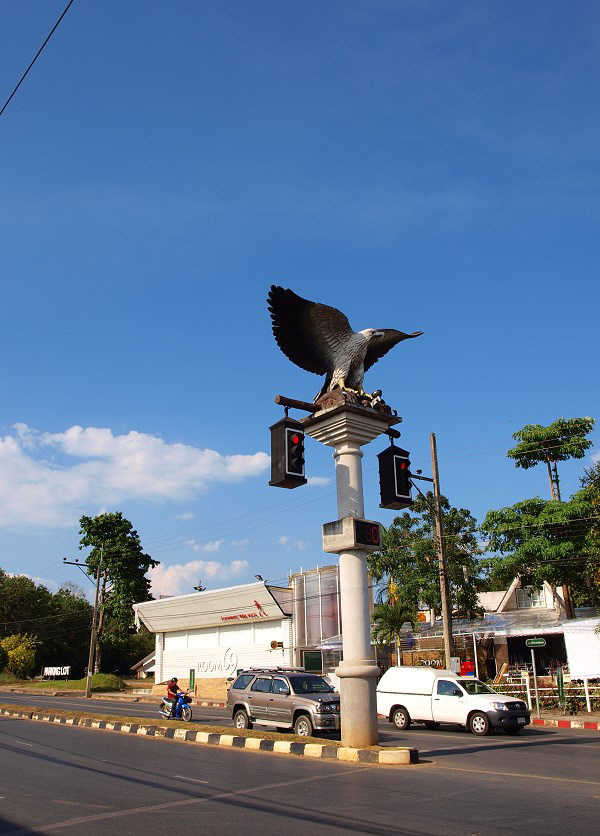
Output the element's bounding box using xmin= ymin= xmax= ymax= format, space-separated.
xmin=134 ymin=567 xmax=344 ymax=696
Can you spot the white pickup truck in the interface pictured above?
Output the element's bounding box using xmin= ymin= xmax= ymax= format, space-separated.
xmin=377 ymin=666 xmax=530 ymax=736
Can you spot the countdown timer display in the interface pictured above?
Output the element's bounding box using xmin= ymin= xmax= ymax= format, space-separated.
xmin=322 ymin=516 xmax=382 ymax=553
xmin=354 ymin=519 xmax=381 ymax=548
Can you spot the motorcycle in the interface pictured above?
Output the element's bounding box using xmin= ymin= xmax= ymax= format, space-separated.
xmin=159 ymin=691 xmax=193 ymax=722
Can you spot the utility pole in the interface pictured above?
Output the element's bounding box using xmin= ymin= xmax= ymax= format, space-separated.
xmin=94 ymin=567 xmax=108 ymax=674
xmin=63 ymin=547 xmax=103 ymax=698
xmin=430 ymin=433 xmax=453 ymax=668
xmin=85 ymin=546 xmax=103 ymax=698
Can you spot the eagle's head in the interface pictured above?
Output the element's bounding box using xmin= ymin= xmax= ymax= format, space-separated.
xmin=359 ymin=329 xmax=385 ymax=341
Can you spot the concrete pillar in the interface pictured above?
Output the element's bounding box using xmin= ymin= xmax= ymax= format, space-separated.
xmin=303 ymin=403 xmax=398 ymax=748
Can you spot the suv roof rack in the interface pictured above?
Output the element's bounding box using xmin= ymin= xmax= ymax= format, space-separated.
xmin=246 ymin=666 xmax=306 ymax=673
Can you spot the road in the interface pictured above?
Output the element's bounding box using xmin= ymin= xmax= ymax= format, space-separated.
xmin=0 ymin=710 xmax=599 ymax=835
xmin=0 ymin=693 xmax=599 ymax=834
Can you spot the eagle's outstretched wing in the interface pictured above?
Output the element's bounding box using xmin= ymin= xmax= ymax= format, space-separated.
xmin=267 ymin=285 xmax=355 ymax=375
xmin=364 ymin=329 xmax=423 ymax=372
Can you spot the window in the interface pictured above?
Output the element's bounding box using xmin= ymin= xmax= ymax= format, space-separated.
xmin=516 ymin=588 xmax=546 ymax=609
xmin=288 ymin=675 xmax=334 ymax=694
xmin=302 ymin=650 xmax=323 ymax=672
xmin=231 ymin=674 xmax=254 ymax=690
xmin=250 ymin=677 xmax=272 ymax=693
xmin=271 ymin=678 xmax=290 ymax=695
xmin=459 ymin=679 xmax=495 ymax=695
xmin=437 ymin=680 xmax=462 ymax=697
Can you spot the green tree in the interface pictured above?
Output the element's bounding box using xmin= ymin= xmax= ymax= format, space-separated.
xmin=507 ymin=417 xmax=595 ymax=501
xmin=480 ymin=494 xmax=596 ymax=618
xmin=575 ymin=462 xmax=600 ymax=605
xmin=0 ymin=572 xmax=92 ymax=675
xmin=0 ymin=571 xmax=53 ymax=638
xmin=0 ymin=642 xmax=7 ymax=672
xmin=0 ymin=634 xmax=39 ymax=679
xmin=78 ymin=512 xmax=159 ymax=671
xmin=368 ymin=493 xmax=482 ymax=621
xmin=42 ymin=583 xmax=93 ymax=672
xmin=372 ymin=600 xmax=415 ymax=665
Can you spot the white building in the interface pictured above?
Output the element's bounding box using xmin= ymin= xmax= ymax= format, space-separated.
xmin=135 ymin=581 xmax=294 ymax=687
xmin=134 ymin=567 xmax=344 ymax=696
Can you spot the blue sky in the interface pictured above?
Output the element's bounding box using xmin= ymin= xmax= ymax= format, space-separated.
xmin=1 ymin=1 xmax=598 ymax=598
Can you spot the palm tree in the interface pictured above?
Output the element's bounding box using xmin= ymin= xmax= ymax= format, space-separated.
xmin=372 ymin=600 xmax=416 ymax=666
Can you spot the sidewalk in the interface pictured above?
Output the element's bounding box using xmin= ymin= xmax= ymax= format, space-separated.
xmin=532 ymin=713 xmax=600 ymax=731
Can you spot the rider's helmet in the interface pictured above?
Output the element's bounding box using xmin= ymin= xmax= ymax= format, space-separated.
xmin=171 ymin=677 xmax=178 ymax=683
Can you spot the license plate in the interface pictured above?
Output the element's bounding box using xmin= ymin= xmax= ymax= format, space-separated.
xmin=518 ymin=717 xmax=526 ymax=724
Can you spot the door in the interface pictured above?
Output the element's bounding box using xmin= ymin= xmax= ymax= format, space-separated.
xmin=247 ymin=676 xmax=272 ymax=720
xmin=268 ymin=676 xmax=293 ymax=724
xmin=432 ymin=679 xmax=467 ymax=723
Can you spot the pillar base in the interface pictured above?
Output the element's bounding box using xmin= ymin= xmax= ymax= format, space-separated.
xmin=336 ymin=660 xmax=380 ymax=748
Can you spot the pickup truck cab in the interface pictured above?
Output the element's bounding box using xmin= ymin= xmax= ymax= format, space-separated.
xmin=377 ymin=666 xmax=530 ymax=736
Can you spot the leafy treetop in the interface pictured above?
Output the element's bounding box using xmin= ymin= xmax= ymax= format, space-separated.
xmin=507 ymin=417 xmax=595 ymax=469
xmin=79 ymin=512 xmax=159 ymax=643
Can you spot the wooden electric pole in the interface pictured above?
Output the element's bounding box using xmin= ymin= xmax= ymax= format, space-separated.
xmin=430 ymin=433 xmax=453 ymax=668
xmin=85 ymin=545 xmax=103 ymax=698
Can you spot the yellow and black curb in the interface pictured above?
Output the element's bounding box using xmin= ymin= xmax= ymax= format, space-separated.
xmin=0 ymin=707 xmax=418 ymax=765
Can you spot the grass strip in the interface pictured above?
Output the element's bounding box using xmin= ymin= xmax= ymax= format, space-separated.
xmin=0 ymin=674 xmax=127 ymax=692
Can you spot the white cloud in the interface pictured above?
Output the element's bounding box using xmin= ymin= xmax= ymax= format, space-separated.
xmin=7 ymin=572 xmax=59 ymax=593
xmin=278 ymin=535 xmax=309 ymax=552
xmin=174 ymin=511 xmax=196 ymax=520
xmin=230 ymin=539 xmax=249 ymax=548
xmin=306 ymin=476 xmax=332 ymax=487
xmin=185 ymin=539 xmax=224 ymax=554
xmin=0 ymin=424 xmax=269 ymax=529
xmin=148 ymin=558 xmax=249 ymax=597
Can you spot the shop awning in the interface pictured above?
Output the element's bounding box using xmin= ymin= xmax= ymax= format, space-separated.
xmin=316 ymin=634 xmax=343 ymax=650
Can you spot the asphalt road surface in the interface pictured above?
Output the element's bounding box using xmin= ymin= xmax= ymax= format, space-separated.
xmin=0 ymin=694 xmax=599 ymax=834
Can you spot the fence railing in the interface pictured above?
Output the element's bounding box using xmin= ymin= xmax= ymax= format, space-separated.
xmin=499 ymin=682 xmax=600 ymax=713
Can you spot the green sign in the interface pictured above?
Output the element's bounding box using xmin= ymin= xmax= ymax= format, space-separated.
xmin=189 ymin=668 xmax=195 ymax=690
xmin=525 ymin=638 xmax=546 ymax=648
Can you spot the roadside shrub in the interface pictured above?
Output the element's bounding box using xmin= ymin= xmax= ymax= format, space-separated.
xmin=0 ymin=634 xmax=39 ymax=679
xmin=0 ymin=644 xmax=7 ymax=672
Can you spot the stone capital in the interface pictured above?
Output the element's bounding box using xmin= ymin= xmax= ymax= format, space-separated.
xmin=302 ymin=403 xmax=399 ymax=448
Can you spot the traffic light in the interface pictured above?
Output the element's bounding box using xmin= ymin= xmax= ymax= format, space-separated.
xmin=377 ymin=444 xmax=413 ymax=509
xmin=269 ymin=417 xmax=307 ymax=488
xmin=286 ymin=427 xmax=305 ymax=477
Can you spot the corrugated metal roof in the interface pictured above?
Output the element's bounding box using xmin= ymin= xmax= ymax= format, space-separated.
xmin=134 ymin=581 xmax=288 ymax=633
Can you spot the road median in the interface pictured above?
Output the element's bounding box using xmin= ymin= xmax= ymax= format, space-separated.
xmin=0 ymin=703 xmax=418 ymax=766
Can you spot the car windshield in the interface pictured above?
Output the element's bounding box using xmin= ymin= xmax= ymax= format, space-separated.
xmin=288 ymin=675 xmax=334 ymax=694
xmin=458 ymin=679 xmax=496 ymax=695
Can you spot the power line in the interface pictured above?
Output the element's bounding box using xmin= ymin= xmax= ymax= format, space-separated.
xmin=0 ymin=0 xmax=75 ymax=118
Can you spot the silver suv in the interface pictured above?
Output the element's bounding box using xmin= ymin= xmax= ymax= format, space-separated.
xmin=227 ymin=667 xmax=340 ymax=737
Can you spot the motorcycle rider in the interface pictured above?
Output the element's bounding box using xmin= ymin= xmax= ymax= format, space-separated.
xmin=166 ymin=677 xmax=180 ymax=717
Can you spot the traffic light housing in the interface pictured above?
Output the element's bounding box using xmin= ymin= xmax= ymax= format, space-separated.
xmin=269 ymin=417 xmax=307 ymax=488
xmin=377 ymin=444 xmax=413 ymax=509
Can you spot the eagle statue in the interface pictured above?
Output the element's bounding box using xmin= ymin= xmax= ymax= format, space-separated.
xmin=267 ymin=285 xmax=423 ymax=401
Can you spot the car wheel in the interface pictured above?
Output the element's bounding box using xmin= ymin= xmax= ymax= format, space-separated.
xmin=503 ymin=726 xmax=522 ymax=735
xmin=293 ymin=714 xmax=313 ymax=737
xmin=469 ymin=712 xmax=490 ymax=736
xmin=233 ymin=709 xmax=252 ymax=730
xmin=423 ymin=721 xmax=440 ymax=730
xmin=181 ymin=705 xmax=192 ymax=722
xmin=391 ymin=707 xmax=411 ymax=730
